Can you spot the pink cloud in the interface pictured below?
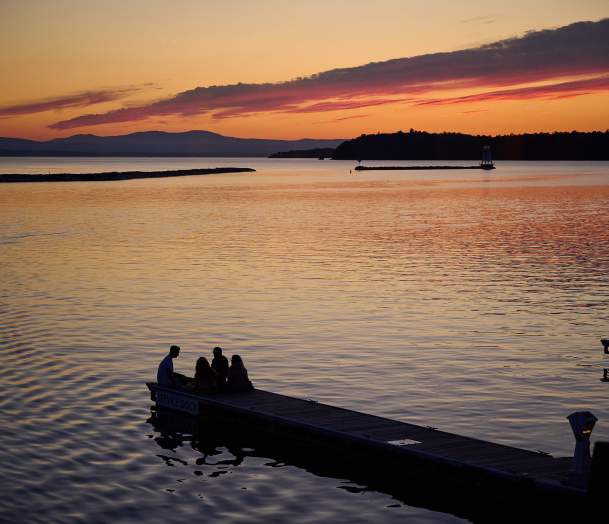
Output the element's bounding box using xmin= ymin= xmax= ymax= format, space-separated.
xmin=48 ymin=18 xmax=609 ymax=129
xmin=415 ymin=75 xmax=609 ymax=106
xmin=0 ymin=87 xmax=143 ymax=117
xmin=280 ymin=98 xmax=402 ymax=114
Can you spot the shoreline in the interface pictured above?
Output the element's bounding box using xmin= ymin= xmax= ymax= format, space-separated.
xmin=0 ymin=167 xmax=255 ymax=183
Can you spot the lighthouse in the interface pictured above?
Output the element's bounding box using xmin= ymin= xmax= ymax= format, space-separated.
xmin=480 ymin=145 xmax=495 ymax=170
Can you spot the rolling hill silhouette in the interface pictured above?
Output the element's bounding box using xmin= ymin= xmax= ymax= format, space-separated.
xmin=0 ymin=130 xmax=344 ymax=157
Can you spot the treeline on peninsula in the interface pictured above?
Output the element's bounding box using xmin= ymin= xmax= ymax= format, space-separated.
xmin=269 ymin=147 xmax=335 ymax=158
xmin=331 ymin=130 xmax=609 ymax=160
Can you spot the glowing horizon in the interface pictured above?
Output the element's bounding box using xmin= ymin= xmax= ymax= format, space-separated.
xmin=1 ymin=1 xmax=609 ymax=140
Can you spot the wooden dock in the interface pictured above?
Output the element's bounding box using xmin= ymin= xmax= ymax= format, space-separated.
xmin=147 ymin=383 xmax=595 ymax=516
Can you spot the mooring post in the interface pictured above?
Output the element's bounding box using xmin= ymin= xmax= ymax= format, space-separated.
xmin=567 ymin=411 xmax=598 ymax=487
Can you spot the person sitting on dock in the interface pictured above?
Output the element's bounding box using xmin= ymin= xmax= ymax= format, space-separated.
xmin=194 ymin=357 xmax=218 ymax=394
xmin=157 ymin=345 xmax=181 ymax=388
xmin=211 ymin=346 xmax=229 ymax=389
xmin=226 ymin=354 xmax=254 ymax=392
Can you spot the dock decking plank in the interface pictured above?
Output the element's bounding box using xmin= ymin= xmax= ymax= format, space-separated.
xmin=148 ymin=383 xmax=583 ymax=497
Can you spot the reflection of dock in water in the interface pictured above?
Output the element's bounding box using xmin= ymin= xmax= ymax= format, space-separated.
xmin=147 ymin=382 xmax=603 ymax=517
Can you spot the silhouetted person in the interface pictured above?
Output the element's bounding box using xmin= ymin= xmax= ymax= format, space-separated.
xmin=227 ymin=354 xmax=254 ymax=392
xmin=157 ymin=345 xmax=180 ymax=387
xmin=211 ymin=346 xmax=229 ymax=389
xmin=195 ymin=357 xmax=218 ymax=394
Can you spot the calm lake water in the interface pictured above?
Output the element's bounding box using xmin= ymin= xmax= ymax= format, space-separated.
xmin=1 ymin=157 xmax=609 ymax=523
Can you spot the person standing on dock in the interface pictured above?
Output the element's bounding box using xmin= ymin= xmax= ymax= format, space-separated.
xmin=211 ymin=346 xmax=229 ymax=389
xmin=157 ymin=345 xmax=180 ymax=387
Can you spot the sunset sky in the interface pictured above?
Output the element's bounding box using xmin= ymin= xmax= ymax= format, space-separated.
xmin=1 ymin=0 xmax=609 ymax=140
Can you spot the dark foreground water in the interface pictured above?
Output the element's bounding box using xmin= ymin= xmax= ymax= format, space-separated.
xmin=1 ymin=158 xmax=608 ymax=522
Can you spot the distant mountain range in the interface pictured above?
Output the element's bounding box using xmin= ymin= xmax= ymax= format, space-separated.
xmin=0 ymin=130 xmax=345 ymax=157
xmin=4 ymin=129 xmax=607 ymax=160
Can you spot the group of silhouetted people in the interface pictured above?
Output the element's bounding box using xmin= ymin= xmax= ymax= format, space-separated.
xmin=157 ymin=345 xmax=254 ymax=393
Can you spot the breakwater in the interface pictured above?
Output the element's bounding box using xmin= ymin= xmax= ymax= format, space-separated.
xmin=354 ymin=165 xmax=494 ymax=171
xmin=0 ymin=167 xmax=255 ymax=183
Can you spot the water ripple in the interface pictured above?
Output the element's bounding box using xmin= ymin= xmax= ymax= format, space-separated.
xmin=1 ymin=160 xmax=609 ymax=522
